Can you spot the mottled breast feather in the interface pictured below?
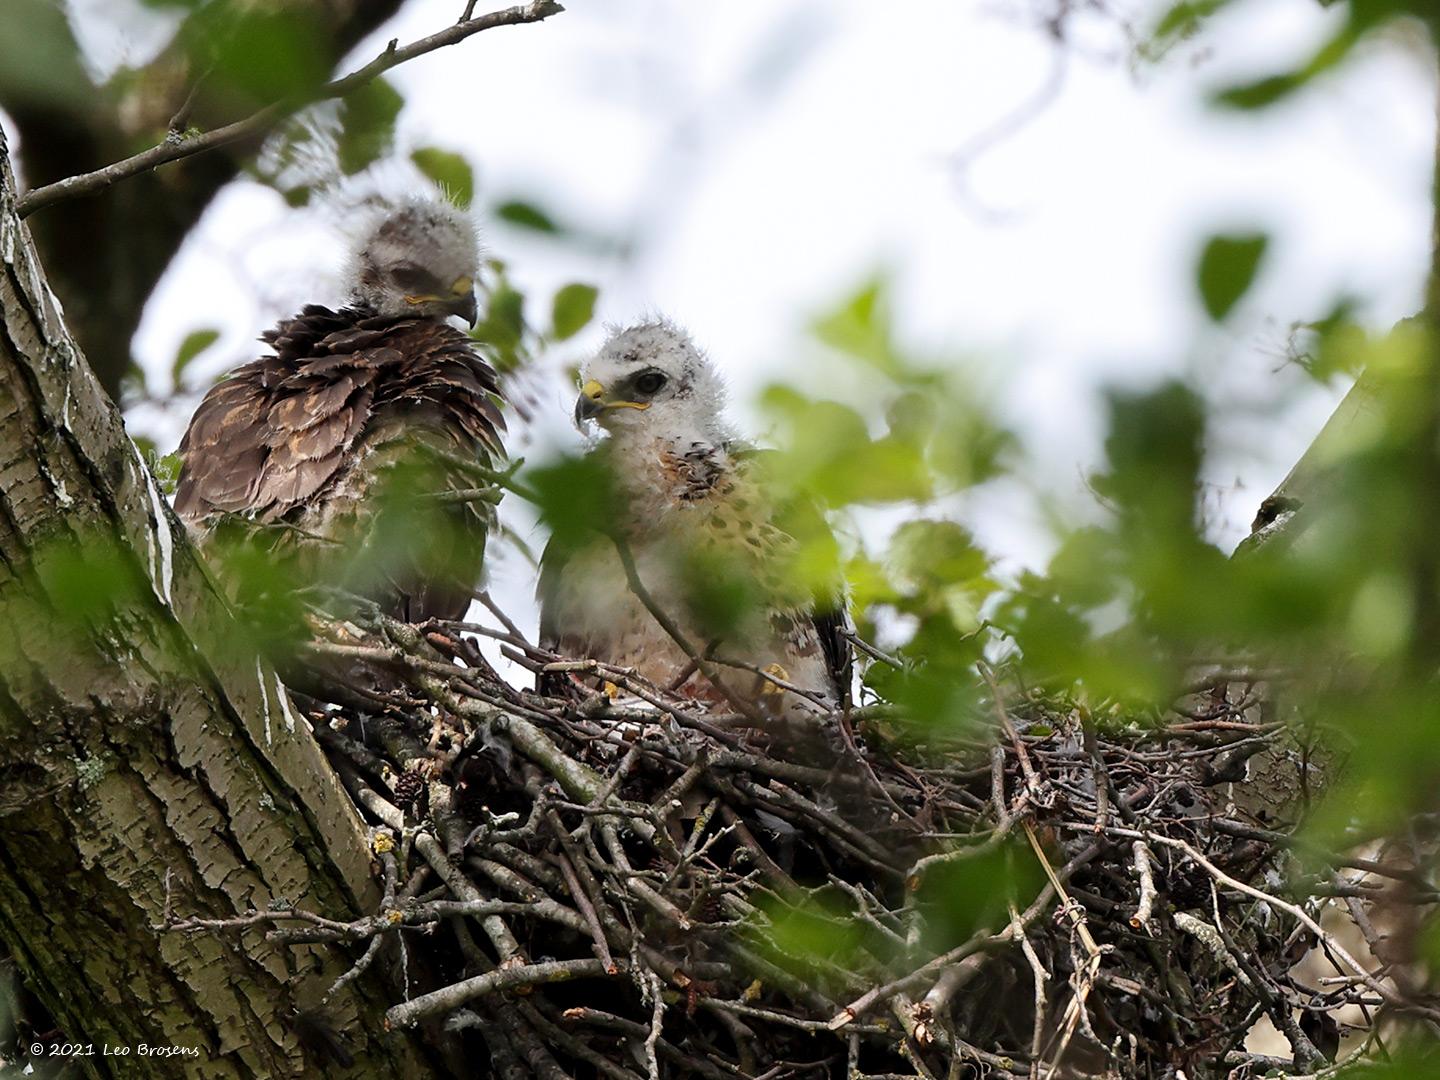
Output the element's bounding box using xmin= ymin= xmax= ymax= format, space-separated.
xmin=174 ymin=304 xmax=505 ymax=622
xmin=536 ymin=438 xmax=851 ymax=713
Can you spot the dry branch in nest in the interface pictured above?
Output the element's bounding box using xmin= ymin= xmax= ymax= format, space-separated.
xmin=172 ymin=603 xmax=1437 ymax=1079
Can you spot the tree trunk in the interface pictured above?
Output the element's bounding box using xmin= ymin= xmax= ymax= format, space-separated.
xmin=0 ymin=127 xmax=430 ymax=1077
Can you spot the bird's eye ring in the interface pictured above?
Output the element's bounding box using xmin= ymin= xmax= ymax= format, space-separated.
xmin=634 ymin=371 xmax=667 ymax=395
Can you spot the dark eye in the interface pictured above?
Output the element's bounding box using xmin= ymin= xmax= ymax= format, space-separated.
xmin=390 ymin=264 xmax=437 ymax=293
xmin=634 ymin=371 xmax=667 ymax=395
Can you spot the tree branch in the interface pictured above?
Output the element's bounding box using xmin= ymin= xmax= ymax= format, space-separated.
xmin=16 ymin=0 xmax=566 ymax=218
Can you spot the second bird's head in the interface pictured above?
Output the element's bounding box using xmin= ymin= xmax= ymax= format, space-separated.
xmin=575 ymin=320 xmax=731 ymax=443
xmin=349 ymin=197 xmax=480 ymax=326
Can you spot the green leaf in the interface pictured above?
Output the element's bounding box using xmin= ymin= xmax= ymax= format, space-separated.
xmin=1098 ymin=382 xmax=1205 ymax=530
xmin=1152 ymin=0 xmax=1231 ymax=44
xmin=152 ymin=453 xmax=183 ymax=497
xmin=495 ymin=200 xmax=560 ymax=234
xmin=1141 ymin=0 xmax=1235 ymax=62
xmin=1195 ymin=232 xmax=1267 ymax=321
xmin=184 ymin=7 xmax=329 ymax=107
xmin=39 ymin=540 xmax=142 ymax=628
xmin=171 ymin=329 xmax=220 ymax=387
xmin=473 ymin=283 xmax=525 ymax=353
xmin=550 ymin=284 xmax=598 ymax=341
xmin=1210 ymin=16 xmax=1376 ymax=111
xmin=526 ymin=454 xmax=618 ymax=547
xmin=812 ymin=275 xmax=897 ymax=372
xmin=120 ymin=361 xmax=149 ymax=402
xmin=1291 ymin=298 xmax=1362 ymax=381
xmin=757 ymin=894 xmax=868 ymax=974
xmin=888 ymin=521 xmax=989 ymax=593
xmin=338 ymin=78 xmax=405 ymax=176
xmin=411 ymin=148 xmax=475 ymax=208
xmin=1212 ymin=73 xmax=1303 ymax=110
xmin=1338 ymin=1053 xmax=1440 ymax=1079
xmin=762 ymin=389 xmax=934 ymax=507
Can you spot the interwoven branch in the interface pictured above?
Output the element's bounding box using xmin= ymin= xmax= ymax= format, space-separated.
xmin=173 ymin=605 xmax=1437 ymax=1077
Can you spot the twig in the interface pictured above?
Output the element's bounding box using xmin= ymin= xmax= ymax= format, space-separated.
xmin=981 ymin=664 xmax=1043 ymax=799
xmin=841 ymin=628 xmax=904 ymax=669
xmin=387 ymin=957 xmax=611 ymax=1028
xmin=1012 ymin=902 xmax=1048 ymax=1075
xmin=1131 ymin=840 xmax=1157 ymax=932
xmin=1023 ymin=822 xmax=1103 ymax=1080
xmin=17 ymin=2 xmax=566 ymax=217
xmin=1172 ymin=911 xmax=1252 ymax=988
xmin=643 ymin=970 xmax=665 ymax=1080
xmin=610 ymin=535 xmax=763 ymax=725
xmin=1061 ymin=821 xmax=1440 ymax=1023
xmin=555 ymin=849 xmax=616 ymax=974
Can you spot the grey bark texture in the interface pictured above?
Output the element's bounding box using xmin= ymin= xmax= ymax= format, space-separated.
xmin=0 ymin=126 xmax=430 ymax=1078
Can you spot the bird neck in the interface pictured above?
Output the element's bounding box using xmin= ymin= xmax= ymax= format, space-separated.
xmin=606 ymin=430 xmax=733 ymax=510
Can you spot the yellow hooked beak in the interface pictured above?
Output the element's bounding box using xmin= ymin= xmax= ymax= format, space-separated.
xmin=575 ymin=379 xmax=650 ymax=424
xmin=404 ymin=276 xmax=478 ymax=326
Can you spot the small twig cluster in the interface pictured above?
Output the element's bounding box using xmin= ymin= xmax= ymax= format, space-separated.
xmin=173 ymin=603 xmax=1437 ymax=1078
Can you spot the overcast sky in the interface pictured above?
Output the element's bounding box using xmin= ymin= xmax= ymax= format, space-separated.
xmin=18 ymin=0 xmax=1439 ymax=637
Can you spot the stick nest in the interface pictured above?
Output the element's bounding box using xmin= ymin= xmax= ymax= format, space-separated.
xmin=214 ymin=608 xmax=1415 ymax=1079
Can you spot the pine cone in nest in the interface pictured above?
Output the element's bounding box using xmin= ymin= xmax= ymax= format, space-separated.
xmin=393 ymin=769 xmax=426 ymax=810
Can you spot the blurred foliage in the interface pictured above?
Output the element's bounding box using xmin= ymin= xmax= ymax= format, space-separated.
xmin=171 ymin=329 xmax=220 ymax=389
xmin=411 ymin=148 xmax=475 ymax=208
xmin=772 ymin=277 xmax=1012 ymax=501
xmin=527 ymin=453 xmax=619 ymax=551
xmin=755 ymin=276 xmax=1013 ymax=735
xmin=470 ymin=259 xmax=528 ymax=371
xmin=752 ymin=890 xmax=871 ymax=985
xmin=1340 ymin=1054 xmax=1440 ymax=1078
xmin=1148 ymin=0 xmax=1436 ymax=92
xmin=911 ymin=841 xmax=1045 ymax=953
xmin=495 ymin=200 xmax=562 ymax=234
xmin=466 ymin=258 xmax=600 ymax=377
xmin=8 ymin=0 xmax=1438 ymax=1065
xmin=550 ymin=283 xmax=598 ymax=342
xmin=337 ymin=78 xmax=405 ymax=176
xmin=1196 ymin=231 xmax=1269 ymax=321
xmin=152 ymin=451 xmax=183 ymax=497
xmin=178 ymin=5 xmax=329 ymax=111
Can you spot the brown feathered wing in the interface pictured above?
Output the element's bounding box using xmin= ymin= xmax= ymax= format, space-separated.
xmin=175 ymin=305 xmax=505 ymax=622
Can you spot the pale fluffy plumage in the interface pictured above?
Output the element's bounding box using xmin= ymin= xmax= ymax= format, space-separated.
xmin=538 ymin=321 xmax=849 ymax=713
xmin=347 ymin=196 xmax=480 ymax=324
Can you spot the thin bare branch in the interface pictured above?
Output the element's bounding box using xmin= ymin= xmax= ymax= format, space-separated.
xmin=16 ymin=1 xmax=566 ymax=218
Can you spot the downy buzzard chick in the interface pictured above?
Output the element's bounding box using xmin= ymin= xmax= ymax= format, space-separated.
xmin=175 ymin=197 xmax=505 ymax=624
xmin=538 ymin=320 xmax=850 ymax=718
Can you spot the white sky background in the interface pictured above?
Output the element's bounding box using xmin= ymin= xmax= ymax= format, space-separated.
xmin=21 ymin=0 xmax=1440 ymax=641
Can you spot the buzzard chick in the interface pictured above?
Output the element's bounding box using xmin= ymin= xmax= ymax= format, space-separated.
xmin=538 ymin=320 xmax=850 ymax=715
xmin=175 ymin=197 xmax=505 ymax=623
